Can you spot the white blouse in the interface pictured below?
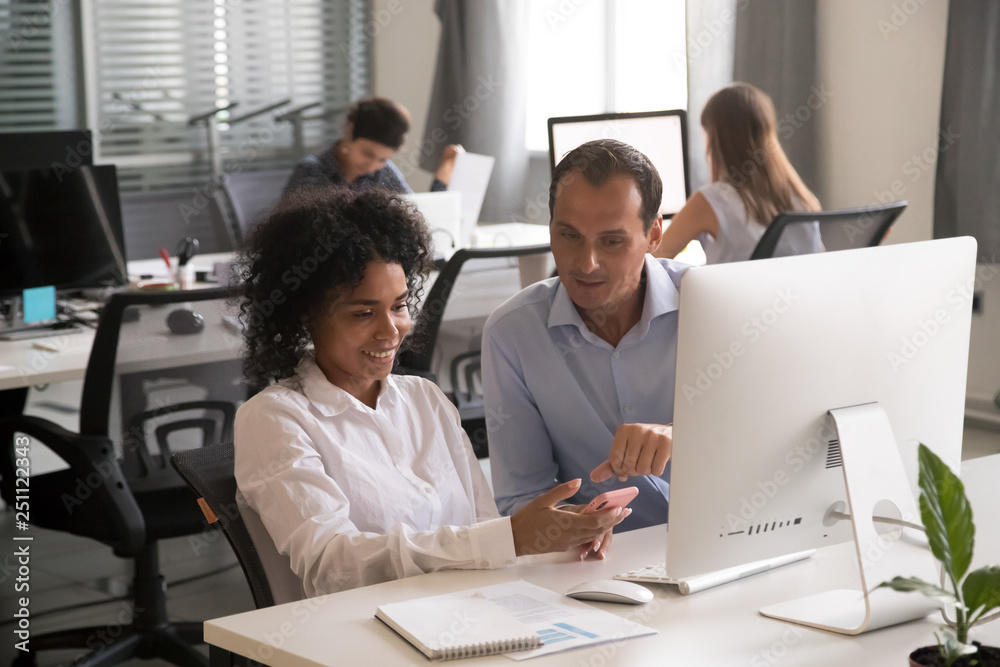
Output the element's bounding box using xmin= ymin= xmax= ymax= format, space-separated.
xmin=234 ymin=355 xmax=516 ymax=597
xmin=699 ymin=181 xmax=823 ymax=264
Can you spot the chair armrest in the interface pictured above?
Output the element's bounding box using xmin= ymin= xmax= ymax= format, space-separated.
xmin=0 ymin=415 xmax=147 ymax=556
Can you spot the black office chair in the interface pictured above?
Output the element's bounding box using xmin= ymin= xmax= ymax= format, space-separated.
xmin=219 ymin=169 xmax=293 ymax=241
xmin=170 ymin=443 xmax=305 ymax=611
xmin=397 ymin=244 xmax=552 ymax=457
xmin=0 ymin=287 xmax=247 ymax=667
xmin=749 ymin=201 xmax=907 ymax=260
xmin=119 ymin=189 xmax=236 ymax=261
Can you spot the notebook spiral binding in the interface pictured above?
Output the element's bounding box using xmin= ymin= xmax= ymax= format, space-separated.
xmin=442 ymin=635 xmax=539 ymax=660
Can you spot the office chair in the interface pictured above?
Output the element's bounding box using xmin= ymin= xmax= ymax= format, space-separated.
xmin=170 ymin=443 xmax=305 ymax=610
xmin=749 ymin=200 xmax=907 ymax=260
xmin=0 ymin=287 xmax=247 ymax=667
xmin=119 ymin=189 xmax=236 ymax=261
xmin=397 ymin=244 xmax=552 ymax=456
xmin=219 ymin=169 xmax=293 ymax=241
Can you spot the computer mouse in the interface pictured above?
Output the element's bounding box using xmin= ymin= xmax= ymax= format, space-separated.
xmin=565 ymin=579 xmax=654 ymax=605
xmin=166 ymin=308 xmax=205 ymax=335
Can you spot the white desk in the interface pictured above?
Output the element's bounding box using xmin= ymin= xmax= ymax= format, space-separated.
xmin=204 ymin=455 xmax=1000 ymax=667
xmin=0 ymin=225 xmax=552 ymax=392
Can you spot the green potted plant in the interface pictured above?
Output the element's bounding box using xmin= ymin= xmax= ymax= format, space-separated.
xmin=879 ymin=444 xmax=1000 ymax=666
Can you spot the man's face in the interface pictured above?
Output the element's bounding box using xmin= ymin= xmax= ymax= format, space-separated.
xmin=549 ymin=171 xmax=662 ymax=317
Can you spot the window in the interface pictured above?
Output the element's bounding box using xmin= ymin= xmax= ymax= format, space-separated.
xmin=525 ymin=0 xmax=687 ymax=152
xmin=88 ymin=0 xmax=370 ymax=190
xmin=0 ymin=0 xmax=78 ymax=131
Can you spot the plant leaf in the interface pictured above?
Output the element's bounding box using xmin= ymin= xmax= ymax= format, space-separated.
xmin=918 ymin=444 xmax=975 ymax=583
xmin=877 ymin=576 xmax=956 ymax=604
xmin=963 ymin=565 xmax=1000 ymax=623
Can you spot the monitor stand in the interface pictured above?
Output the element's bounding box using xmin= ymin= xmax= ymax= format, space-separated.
xmin=759 ymin=402 xmax=941 ymax=635
xmin=0 ymin=296 xmax=84 ymax=341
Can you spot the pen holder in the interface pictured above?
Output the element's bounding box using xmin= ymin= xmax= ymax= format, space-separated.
xmin=176 ymin=264 xmax=195 ymax=290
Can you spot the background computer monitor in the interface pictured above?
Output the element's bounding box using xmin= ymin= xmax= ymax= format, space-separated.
xmin=665 ymin=238 xmax=976 ymax=580
xmin=547 ymin=110 xmax=690 ymax=218
xmin=0 ymin=130 xmax=93 ymax=171
xmin=0 ymin=165 xmax=128 ymax=297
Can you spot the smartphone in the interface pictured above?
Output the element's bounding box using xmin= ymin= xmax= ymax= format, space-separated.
xmin=583 ymin=487 xmax=639 ymax=513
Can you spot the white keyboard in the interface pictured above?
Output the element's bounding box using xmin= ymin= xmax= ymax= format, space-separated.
xmin=616 ymin=550 xmax=816 ymax=595
xmin=616 ymin=562 xmax=671 ymax=584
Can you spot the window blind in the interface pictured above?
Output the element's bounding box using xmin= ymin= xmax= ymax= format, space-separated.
xmin=0 ymin=0 xmax=76 ymax=131
xmin=89 ymin=0 xmax=370 ymax=191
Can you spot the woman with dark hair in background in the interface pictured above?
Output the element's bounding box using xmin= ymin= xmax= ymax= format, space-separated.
xmin=234 ymin=187 xmax=628 ymax=597
xmin=282 ymin=97 xmax=462 ymax=197
xmin=655 ymin=83 xmax=823 ymax=263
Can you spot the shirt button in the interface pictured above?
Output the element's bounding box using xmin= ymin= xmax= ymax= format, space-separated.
xmin=423 ymin=485 xmax=433 ymax=494
xmin=624 ymin=406 xmax=632 ymax=414
xmin=612 ymin=351 xmax=620 ymax=359
xmin=479 ymin=561 xmax=489 ymax=568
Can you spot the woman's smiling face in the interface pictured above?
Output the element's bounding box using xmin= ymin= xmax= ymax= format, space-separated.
xmin=310 ymin=259 xmax=411 ymax=407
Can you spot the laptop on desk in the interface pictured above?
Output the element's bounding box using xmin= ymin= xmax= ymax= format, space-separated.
xmin=404 ymin=191 xmax=463 ymax=261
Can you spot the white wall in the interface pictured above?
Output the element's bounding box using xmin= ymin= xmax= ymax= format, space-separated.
xmin=371 ymin=0 xmax=440 ymax=192
xmin=815 ymin=0 xmax=950 ymax=245
xmin=814 ymin=0 xmax=998 ymax=406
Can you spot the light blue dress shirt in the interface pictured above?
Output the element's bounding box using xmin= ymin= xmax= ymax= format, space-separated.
xmin=482 ymin=255 xmax=690 ymax=531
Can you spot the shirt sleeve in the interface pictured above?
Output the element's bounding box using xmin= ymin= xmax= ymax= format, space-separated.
xmin=481 ymin=318 xmax=561 ymax=517
xmin=234 ymin=393 xmax=515 ymax=598
xmin=430 ymin=178 xmax=447 ymax=192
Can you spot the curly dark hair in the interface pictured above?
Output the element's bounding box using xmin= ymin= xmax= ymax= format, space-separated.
xmin=235 ymin=186 xmax=434 ymax=387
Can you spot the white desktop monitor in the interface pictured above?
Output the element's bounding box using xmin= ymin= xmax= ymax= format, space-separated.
xmin=547 ymin=110 xmax=690 ymax=218
xmin=666 ymin=238 xmax=977 ymax=582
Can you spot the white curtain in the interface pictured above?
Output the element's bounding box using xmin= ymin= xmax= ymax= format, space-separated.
xmin=685 ymin=0 xmax=738 ymax=192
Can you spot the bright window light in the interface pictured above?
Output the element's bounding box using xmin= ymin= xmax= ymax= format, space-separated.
xmin=525 ymin=0 xmax=687 ymax=152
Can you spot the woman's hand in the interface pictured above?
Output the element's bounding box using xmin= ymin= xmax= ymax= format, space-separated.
xmin=558 ymin=504 xmax=617 ymax=560
xmin=510 ymin=479 xmax=630 ymax=557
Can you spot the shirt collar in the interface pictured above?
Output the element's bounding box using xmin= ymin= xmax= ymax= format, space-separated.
xmin=547 ymin=254 xmax=680 ymax=342
xmin=293 ymin=353 xmax=396 ymax=416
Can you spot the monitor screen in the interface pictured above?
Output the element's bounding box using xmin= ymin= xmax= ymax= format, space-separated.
xmin=548 ymin=110 xmax=690 ymax=218
xmin=0 ymin=165 xmax=128 ymax=296
xmin=0 ymin=130 xmax=93 ymax=171
xmin=664 ymin=237 xmax=975 ymax=581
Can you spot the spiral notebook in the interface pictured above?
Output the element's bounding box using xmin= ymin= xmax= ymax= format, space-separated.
xmin=375 ymin=594 xmax=541 ymax=661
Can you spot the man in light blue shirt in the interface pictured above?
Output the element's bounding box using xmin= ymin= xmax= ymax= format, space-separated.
xmin=483 ymin=139 xmax=689 ymax=539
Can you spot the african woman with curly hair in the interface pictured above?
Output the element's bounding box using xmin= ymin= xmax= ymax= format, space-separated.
xmin=233 ymin=187 xmax=628 ymax=597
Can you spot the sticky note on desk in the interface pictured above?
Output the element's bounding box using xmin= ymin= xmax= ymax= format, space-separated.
xmin=23 ymin=286 xmax=56 ymax=323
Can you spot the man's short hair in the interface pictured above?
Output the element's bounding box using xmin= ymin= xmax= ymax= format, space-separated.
xmin=548 ymin=139 xmax=663 ymax=233
xmin=348 ymin=97 xmax=410 ymax=150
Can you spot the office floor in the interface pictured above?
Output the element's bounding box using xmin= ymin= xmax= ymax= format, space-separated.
xmin=2 ymin=383 xmax=999 ymax=665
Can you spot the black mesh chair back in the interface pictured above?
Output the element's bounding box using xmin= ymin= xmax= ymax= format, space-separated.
xmin=398 ymin=244 xmax=551 ymax=457
xmin=749 ymin=201 xmax=907 ymax=260
xmin=398 ymin=244 xmax=552 ymax=375
xmin=0 ymin=287 xmax=247 ymax=665
xmin=220 ymin=169 xmax=292 ymax=239
xmin=84 ymin=288 xmax=247 ymax=485
xmin=171 ymin=443 xmax=307 ymax=609
xmin=119 ymin=189 xmax=236 ymax=260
